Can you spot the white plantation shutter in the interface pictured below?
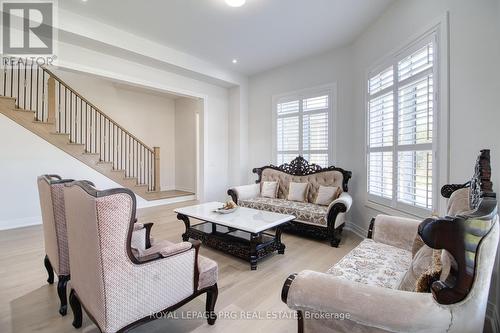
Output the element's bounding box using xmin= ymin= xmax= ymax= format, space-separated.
xmin=367 ymin=33 xmax=437 ymax=214
xmin=276 ymin=90 xmax=332 ymax=167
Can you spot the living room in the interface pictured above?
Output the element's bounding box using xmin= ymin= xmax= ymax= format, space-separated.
xmin=0 ymin=0 xmax=499 ymax=332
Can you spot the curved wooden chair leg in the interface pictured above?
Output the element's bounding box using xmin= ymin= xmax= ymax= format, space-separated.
xmin=57 ymin=275 xmax=70 ymax=316
xmin=69 ymin=289 xmax=82 ymax=328
xmin=44 ymin=255 xmax=54 ymax=284
xmin=206 ymin=284 xmax=218 ymax=325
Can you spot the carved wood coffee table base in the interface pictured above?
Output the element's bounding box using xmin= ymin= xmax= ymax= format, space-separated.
xmin=178 ymin=214 xmax=287 ymax=270
xmin=175 ymin=202 xmax=295 ymax=270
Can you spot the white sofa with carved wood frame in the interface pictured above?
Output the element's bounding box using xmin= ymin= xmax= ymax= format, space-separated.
xmin=228 ymin=156 xmax=352 ymax=247
xmin=281 ymin=150 xmax=499 ymax=333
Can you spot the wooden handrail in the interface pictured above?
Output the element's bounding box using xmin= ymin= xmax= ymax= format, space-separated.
xmin=41 ymin=66 xmax=154 ymax=154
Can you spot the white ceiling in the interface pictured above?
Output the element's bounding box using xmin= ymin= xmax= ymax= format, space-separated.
xmin=61 ymin=0 xmax=394 ymax=76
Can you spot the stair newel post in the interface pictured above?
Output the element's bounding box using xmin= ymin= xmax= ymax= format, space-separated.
xmin=47 ymin=76 xmax=56 ymax=125
xmin=154 ymin=147 xmax=160 ymax=192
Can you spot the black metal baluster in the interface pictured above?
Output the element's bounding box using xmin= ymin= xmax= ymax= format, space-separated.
xmin=30 ymin=62 xmax=33 ymax=111
xmin=10 ymin=65 xmax=13 ymax=97
xmin=69 ymin=91 xmax=73 ymax=142
xmin=23 ymin=63 xmax=26 ymax=110
xmin=37 ymin=67 xmax=39 ymax=116
xmin=41 ymin=70 xmax=45 ymax=121
xmin=57 ymin=82 xmax=60 ymax=132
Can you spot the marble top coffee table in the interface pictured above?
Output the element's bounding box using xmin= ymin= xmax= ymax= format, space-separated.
xmin=175 ymin=202 xmax=295 ymax=270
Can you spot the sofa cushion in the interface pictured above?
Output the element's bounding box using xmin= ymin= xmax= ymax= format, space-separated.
xmin=288 ymin=182 xmax=309 ymax=202
xmin=315 ymin=185 xmax=341 ymax=206
xmin=398 ymin=244 xmax=434 ymax=291
xmin=327 ymin=239 xmax=412 ymax=289
xmin=261 ymin=181 xmax=279 ymax=198
xmin=261 ymin=168 xmax=344 ymax=203
xmin=239 ymin=197 xmax=328 ymax=226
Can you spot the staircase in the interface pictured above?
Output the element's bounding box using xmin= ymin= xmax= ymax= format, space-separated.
xmin=0 ymin=63 xmax=192 ymax=201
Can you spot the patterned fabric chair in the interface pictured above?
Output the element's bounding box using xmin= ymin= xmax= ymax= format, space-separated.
xmin=37 ymin=175 xmax=155 ymax=316
xmin=281 ymin=150 xmax=499 ymax=332
xmin=63 ymin=181 xmax=218 ymax=332
xmin=228 ymin=156 xmax=352 ymax=247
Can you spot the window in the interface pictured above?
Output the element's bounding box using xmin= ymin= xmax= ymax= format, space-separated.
xmin=367 ymin=33 xmax=438 ymax=215
xmin=274 ymin=87 xmax=334 ymax=167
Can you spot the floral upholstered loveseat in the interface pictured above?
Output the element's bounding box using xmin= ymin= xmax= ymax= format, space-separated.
xmin=282 ymin=150 xmax=499 ymax=333
xmin=228 ymin=156 xmax=352 ymax=247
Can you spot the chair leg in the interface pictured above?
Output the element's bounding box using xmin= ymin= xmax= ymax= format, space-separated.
xmin=329 ymin=227 xmax=342 ymax=248
xmin=57 ymin=275 xmax=70 ymax=316
xmin=205 ymin=284 xmax=218 ymax=325
xmin=44 ymin=255 xmax=54 ymax=284
xmin=69 ymin=289 xmax=82 ymax=328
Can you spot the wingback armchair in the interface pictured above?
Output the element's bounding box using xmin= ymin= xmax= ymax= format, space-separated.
xmin=63 ymin=181 xmax=218 ymax=332
xmin=37 ymin=175 xmax=155 ymax=316
xmin=281 ymin=150 xmax=499 ymax=332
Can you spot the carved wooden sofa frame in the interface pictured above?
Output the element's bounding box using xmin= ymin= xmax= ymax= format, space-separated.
xmin=228 ymin=156 xmax=352 ymax=247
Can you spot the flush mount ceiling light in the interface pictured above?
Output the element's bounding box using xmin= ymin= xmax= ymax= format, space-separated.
xmin=232 ymin=59 xmax=238 ymax=64
xmin=225 ymin=0 xmax=246 ymax=7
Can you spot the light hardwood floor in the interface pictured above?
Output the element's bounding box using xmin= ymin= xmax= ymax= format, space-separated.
xmin=0 ymin=201 xmax=361 ymax=333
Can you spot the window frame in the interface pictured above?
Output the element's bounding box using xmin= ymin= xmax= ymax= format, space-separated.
xmin=272 ymin=83 xmax=337 ymax=167
xmin=365 ymin=20 xmax=449 ymax=218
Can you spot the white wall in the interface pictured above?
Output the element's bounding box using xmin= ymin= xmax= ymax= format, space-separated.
xmin=175 ymin=98 xmax=199 ymax=193
xmin=51 ymin=69 xmax=177 ymax=191
xmin=248 ymin=46 xmax=354 ymax=180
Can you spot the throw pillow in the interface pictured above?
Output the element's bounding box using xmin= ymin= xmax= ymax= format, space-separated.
xmin=288 ymin=182 xmax=309 ymax=202
xmin=261 ymin=181 xmax=279 ymax=198
xmin=398 ymin=245 xmax=433 ymax=291
xmin=315 ymin=186 xmax=341 ymax=206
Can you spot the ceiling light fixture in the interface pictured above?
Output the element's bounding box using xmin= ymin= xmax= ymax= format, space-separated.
xmin=232 ymin=59 xmax=238 ymax=64
xmin=225 ymin=0 xmax=246 ymax=8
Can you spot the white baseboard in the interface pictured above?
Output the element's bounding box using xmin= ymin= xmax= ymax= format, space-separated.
xmin=487 ymin=301 xmax=500 ymax=333
xmin=344 ymin=221 xmax=368 ymax=239
xmin=0 ymin=216 xmax=42 ymax=230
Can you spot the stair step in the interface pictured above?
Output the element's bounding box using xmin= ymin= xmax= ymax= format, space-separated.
xmin=67 ymin=142 xmax=85 ymax=146
xmin=96 ymin=161 xmax=113 ymax=165
xmin=82 ymin=152 xmax=100 ymax=156
xmin=33 ymin=120 xmax=55 ymax=125
xmin=111 ymin=169 xmax=126 ymax=173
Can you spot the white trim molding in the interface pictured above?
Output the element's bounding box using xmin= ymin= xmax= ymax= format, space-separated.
xmin=344 ymin=221 xmax=368 ymax=239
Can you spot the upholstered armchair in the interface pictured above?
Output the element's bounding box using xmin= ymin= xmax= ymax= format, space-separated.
xmin=281 ymin=150 xmax=499 ymax=332
xmin=63 ymin=181 xmax=218 ymax=332
xmin=37 ymin=175 xmax=155 ymax=316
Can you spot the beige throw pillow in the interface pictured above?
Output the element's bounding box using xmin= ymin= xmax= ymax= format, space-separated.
xmin=398 ymin=244 xmax=434 ymax=291
xmin=315 ymin=186 xmax=341 ymax=206
xmin=261 ymin=181 xmax=279 ymax=198
xmin=288 ymin=182 xmax=309 ymax=202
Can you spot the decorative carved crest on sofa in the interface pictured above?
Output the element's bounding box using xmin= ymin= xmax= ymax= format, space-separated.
xmin=253 ymin=156 xmax=352 ymax=191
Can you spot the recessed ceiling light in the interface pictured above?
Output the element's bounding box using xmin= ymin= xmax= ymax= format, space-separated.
xmin=232 ymin=59 xmax=238 ymax=64
xmin=225 ymin=0 xmax=246 ymax=8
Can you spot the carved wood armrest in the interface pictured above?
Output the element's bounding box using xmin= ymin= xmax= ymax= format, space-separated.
xmin=440 ymin=182 xmax=469 ymax=198
xmin=418 ymin=196 xmax=498 ymax=304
